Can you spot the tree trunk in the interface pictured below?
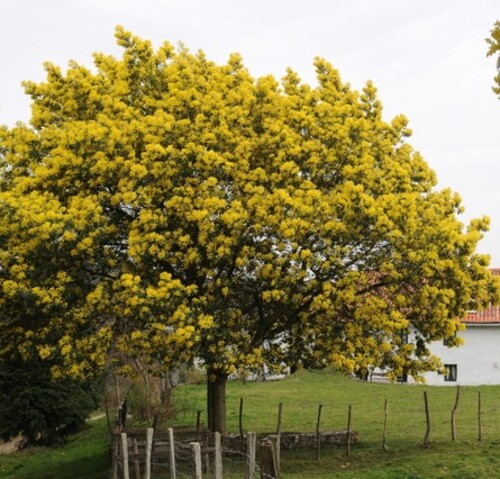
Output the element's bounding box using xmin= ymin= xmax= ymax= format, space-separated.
xmin=161 ymin=369 xmax=178 ymax=418
xmin=207 ymin=369 xmax=228 ymax=434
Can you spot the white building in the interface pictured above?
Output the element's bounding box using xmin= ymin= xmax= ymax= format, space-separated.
xmin=369 ymin=268 xmax=500 ymax=386
xmin=422 ymin=297 xmax=500 ymax=386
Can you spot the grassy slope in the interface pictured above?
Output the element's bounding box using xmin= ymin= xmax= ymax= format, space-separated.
xmin=3 ymin=370 xmax=500 ymax=478
xmin=0 ymin=418 xmax=109 ymax=479
xmin=174 ymin=370 xmax=500 ymax=478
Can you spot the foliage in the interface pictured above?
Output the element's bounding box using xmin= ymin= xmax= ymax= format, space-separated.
xmin=0 ymin=27 xmax=498 ymax=417
xmin=178 ymin=365 xmax=206 ymax=385
xmin=125 ymin=379 xmax=161 ymax=423
xmin=0 ymin=356 xmax=101 ymax=446
xmin=486 ymin=20 xmax=500 ymax=97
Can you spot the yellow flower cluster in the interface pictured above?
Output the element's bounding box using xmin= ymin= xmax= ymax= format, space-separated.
xmin=0 ymin=27 xmax=497 ymax=387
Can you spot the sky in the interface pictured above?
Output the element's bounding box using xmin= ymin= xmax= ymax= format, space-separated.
xmin=1 ymin=0 xmax=499 ymax=264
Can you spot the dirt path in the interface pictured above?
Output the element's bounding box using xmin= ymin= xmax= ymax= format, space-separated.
xmin=0 ymin=437 xmax=20 ymax=455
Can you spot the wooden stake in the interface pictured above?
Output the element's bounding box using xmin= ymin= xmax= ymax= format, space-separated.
xmin=196 ymin=410 xmax=202 ymax=441
xmin=246 ymin=432 xmax=256 ymax=479
xmin=346 ymin=405 xmax=352 ymax=457
xmin=239 ymin=397 xmax=244 ymax=451
xmin=214 ymin=431 xmax=223 ymax=479
xmin=276 ymin=402 xmax=283 ymax=435
xmin=316 ymin=404 xmax=323 ymax=460
xmin=478 ymin=391 xmax=482 ymax=443
xmin=121 ymin=433 xmax=130 ymax=479
xmin=168 ymin=428 xmax=176 ymax=479
xmin=145 ymin=428 xmax=154 ymax=479
xmin=270 ymin=434 xmax=281 ymax=477
xmin=382 ymin=398 xmax=389 ymax=452
xmin=203 ymin=431 xmax=210 ymax=474
xmin=258 ymin=438 xmax=278 ymax=479
xmin=191 ymin=442 xmax=202 ymax=479
xmin=132 ymin=437 xmax=140 ymax=479
xmin=423 ymin=391 xmax=431 ymax=448
xmin=451 ymin=385 xmax=460 ymax=441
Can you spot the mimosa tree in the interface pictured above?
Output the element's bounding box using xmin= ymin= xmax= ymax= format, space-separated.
xmin=1 ymin=28 xmax=498 ymax=433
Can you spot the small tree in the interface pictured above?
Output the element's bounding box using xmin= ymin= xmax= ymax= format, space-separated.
xmin=0 ymin=356 xmax=100 ymax=446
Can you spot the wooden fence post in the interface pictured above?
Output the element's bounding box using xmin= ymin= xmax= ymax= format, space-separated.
xmin=214 ymin=431 xmax=223 ymax=479
xmin=196 ymin=410 xmax=202 ymax=442
xmin=145 ymin=428 xmax=154 ymax=479
xmin=191 ymin=442 xmax=202 ymax=479
xmin=258 ymin=437 xmax=279 ymax=479
xmin=239 ymin=397 xmax=244 ymax=451
xmin=382 ymin=398 xmax=389 ymax=452
xmin=270 ymin=434 xmax=281 ymax=477
xmin=203 ymin=433 xmax=210 ymax=474
xmin=168 ymin=428 xmax=176 ymax=479
xmin=478 ymin=391 xmax=482 ymax=443
xmin=346 ymin=405 xmax=352 ymax=457
xmin=316 ymin=404 xmax=323 ymax=460
xmin=246 ymin=432 xmax=256 ymax=479
xmin=276 ymin=402 xmax=283 ymax=435
xmin=132 ymin=437 xmax=140 ymax=479
xmin=451 ymin=385 xmax=460 ymax=442
xmin=121 ymin=432 xmax=130 ymax=479
xmin=423 ymin=391 xmax=431 ymax=448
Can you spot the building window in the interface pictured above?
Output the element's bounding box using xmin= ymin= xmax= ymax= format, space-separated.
xmin=444 ymin=364 xmax=457 ymax=382
xmin=398 ymin=372 xmax=408 ymax=383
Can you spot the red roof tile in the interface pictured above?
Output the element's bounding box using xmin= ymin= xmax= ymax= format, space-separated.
xmin=465 ymin=306 xmax=500 ymax=324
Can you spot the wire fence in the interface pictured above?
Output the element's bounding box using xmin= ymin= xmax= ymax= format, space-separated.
xmin=110 ymin=428 xmax=277 ymax=479
xmin=110 ymin=384 xmax=500 ymax=478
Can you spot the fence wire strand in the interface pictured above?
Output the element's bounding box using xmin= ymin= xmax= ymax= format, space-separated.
xmin=112 ymin=385 xmax=500 ymax=478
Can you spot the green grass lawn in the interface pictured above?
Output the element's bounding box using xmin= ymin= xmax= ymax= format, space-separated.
xmin=3 ymin=370 xmax=500 ymax=478
xmin=175 ymin=369 xmax=499 ymax=443
xmin=0 ymin=417 xmax=109 ymax=479
xmin=173 ymin=370 xmax=500 ymax=478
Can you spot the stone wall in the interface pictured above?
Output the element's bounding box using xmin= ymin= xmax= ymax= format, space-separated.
xmin=223 ymin=430 xmax=358 ymax=450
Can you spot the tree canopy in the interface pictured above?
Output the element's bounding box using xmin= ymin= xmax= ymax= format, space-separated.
xmin=1 ymin=27 xmax=498 ymax=432
xmin=487 ymin=20 xmax=500 ymax=97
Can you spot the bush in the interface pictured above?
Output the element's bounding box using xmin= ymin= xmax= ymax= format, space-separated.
xmin=178 ymin=365 xmax=206 ymax=385
xmin=125 ymin=381 xmax=160 ymax=423
xmin=0 ymin=356 xmax=101 ymax=446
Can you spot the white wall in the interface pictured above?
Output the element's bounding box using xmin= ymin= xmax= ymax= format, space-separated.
xmin=421 ymin=325 xmax=500 ymax=386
